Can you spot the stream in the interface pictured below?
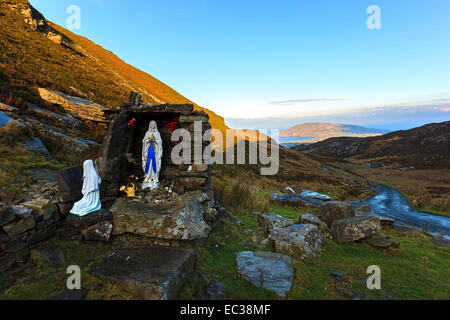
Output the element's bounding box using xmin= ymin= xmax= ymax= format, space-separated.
xmin=321 ymin=166 xmax=450 ymax=239
xmin=352 ymin=184 xmax=450 ymax=240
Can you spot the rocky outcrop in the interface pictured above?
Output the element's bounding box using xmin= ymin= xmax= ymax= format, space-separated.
xmin=10 ymin=1 xmax=71 ymax=45
xmin=330 ymin=216 xmax=381 ymax=243
xmin=257 ymin=213 xmax=293 ymax=234
xmin=24 ymin=137 xmax=51 ymax=158
xmin=318 ymin=201 xmax=356 ymax=228
xmin=236 ymin=251 xmax=293 ymax=298
xmin=38 ymin=88 xmax=111 ymax=125
xmin=269 ymin=224 xmax=325 ymax=260
xmin=110 ymin=196 xmax=211 ymax=241
xmin=90 ymin=247 xmax=195 ymax=300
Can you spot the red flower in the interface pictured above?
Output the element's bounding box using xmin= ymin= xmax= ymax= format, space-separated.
xmin=166 ymin=117 xmax=179 ymax=133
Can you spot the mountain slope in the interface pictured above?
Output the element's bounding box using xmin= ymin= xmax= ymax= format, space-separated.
xmin=0 ymin=0 xmax=227 ymax=134
xmin=293 ymin=121 xmax=450 ymax=169
xmin=280 ymin=122 xmax=388 ymax=138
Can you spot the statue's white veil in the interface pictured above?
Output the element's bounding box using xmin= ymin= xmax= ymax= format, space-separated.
xmin=81 ymin=159 xmax=101 ymax=195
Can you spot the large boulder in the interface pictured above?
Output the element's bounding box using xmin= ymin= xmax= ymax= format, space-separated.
xmin=110 ymin=196 xmax=211 ymax=241
xmin=299 ymin=212 xmax=332 ymax=239
xmin=331 ymin=216 xmax=381 ymax=243
xmin=236 ymin=251 xmax=293 ymax=297
xmin=269 ymin=224 xmax=325 ymax=260
xmin=90 ymin=247 xmax=195 ymax=300
xmin=257 ymin=213 xmax=293 ymax=234
xmin=318 ymin=201 xmax=355 ymax=228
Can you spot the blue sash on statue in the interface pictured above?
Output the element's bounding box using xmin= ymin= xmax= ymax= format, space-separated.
xmin=145 ymin=141 xmax=157 ymax=174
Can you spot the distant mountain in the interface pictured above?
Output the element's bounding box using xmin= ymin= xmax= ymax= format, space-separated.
xmin=280 ymin=122 xmax=389 ymax=139
xmin=293 ymin=121 xmax=450 ymax=169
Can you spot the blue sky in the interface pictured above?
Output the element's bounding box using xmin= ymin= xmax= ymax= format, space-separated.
xmin=31 ymin=0 xmax=450 ymax=131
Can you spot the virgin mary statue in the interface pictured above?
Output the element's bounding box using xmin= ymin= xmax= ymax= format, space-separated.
xmin=142 ymin=120 xmax=163 ymax=190
xmin=70 ymin=159 xmax=102 ymax=216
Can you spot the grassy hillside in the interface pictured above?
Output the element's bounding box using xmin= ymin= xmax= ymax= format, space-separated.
xmin=0 ymin=0 xmax=227 ymax=134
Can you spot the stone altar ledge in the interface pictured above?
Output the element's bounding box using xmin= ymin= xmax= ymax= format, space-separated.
xmin=110 ymin=195 xmax=211 ymax=241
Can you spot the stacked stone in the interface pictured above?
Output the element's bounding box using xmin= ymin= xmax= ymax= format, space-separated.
xmin=55 ymin=166 xmax=114 ymax=242
xmin=0 ymin=199 xmax=61 ymax=272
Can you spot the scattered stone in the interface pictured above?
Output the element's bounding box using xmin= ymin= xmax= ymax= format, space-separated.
xmin=318 ymin=201 xmax=356 ymax=228
xmin=81 ymin=221 xmax=113 ymax=242
xmin=0 ymin=207 xmax=15 ymax=227
xmin=90 ymin=247 xmax=195 ymax=300
xmin=30 ymin=247 xmax=65 ymax=268
xmin=197 ymin=193 xmax=210 ymax=203
xmin=364 ymin=234 xmax=399 ymax=249
xmin=22 ymin=199 xmax=57 ymax=221
xmin=269 ymin=224 xmax=325 ymax=260
xmin=216 ymin=206 xmax=243 ymax=225
xmin=111 ymin=196 xmax=211 ymax=241
xmin=11 ymin=205 xmax=33 ymax=219
xmin=196 ymin=271 xmax=209 ymax=282
xmin=205 ymin=280 xmax=227 ymax=300
xmin=332 ymin=270 xmax=346 ymax=278
xmin=236 ymin=251 xmax=293 ymax=298
xmin=47 ymin=289 xmax=88 ymax=300
xmin=299 ymin=213 xmax=332 ymax=239
xmin=27 ymin=168 xmax=58 ymax=183
xmin=259 ymin=237 xmax=270 ymax=247
xmin=3 ymin=215 xmax=36 ymax=238
xmin=257 ymin=213 xmax=293 ymax=234
xmin=379 ymin=217 xmax=395 ymax=226
xmin=331 ymin=216 xmax=381 ymax=243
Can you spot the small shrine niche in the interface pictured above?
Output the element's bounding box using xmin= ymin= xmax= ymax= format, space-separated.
xmin=96 ymin=97 xmax=213 ymax=199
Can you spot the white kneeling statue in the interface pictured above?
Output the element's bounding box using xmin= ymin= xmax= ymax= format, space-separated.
xmin=142 ymin=120 xmax=163 ymax=190
xmin=70 ymin=159 xmax=102 ymax=216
